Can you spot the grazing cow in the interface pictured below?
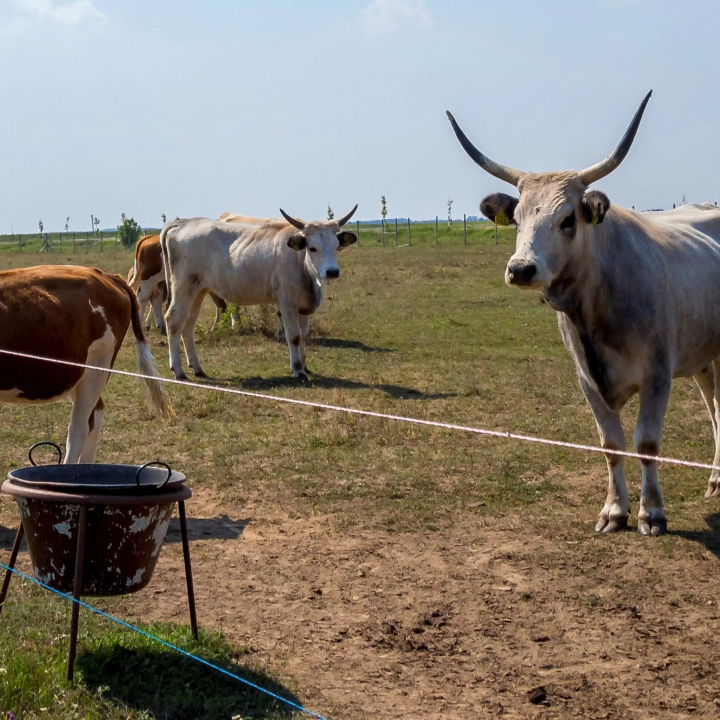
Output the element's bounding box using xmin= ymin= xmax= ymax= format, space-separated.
xmin=0 ymin=265 xmax=173 ymax=463
xmin=160 ymin=205 xmax=358 ymax=380
xmin=127 ymin=234 xmax=234 ymax=332
xmin=448 ymin=91 xmax=720 ymax=536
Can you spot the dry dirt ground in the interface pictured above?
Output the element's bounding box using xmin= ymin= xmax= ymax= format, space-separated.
xmin=6 ymin=490 xmax=719 ymax=720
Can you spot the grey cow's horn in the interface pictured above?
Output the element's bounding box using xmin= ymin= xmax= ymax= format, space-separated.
xmin=279 ymin=209 xmax=306 ymax=230
xmin=577 ymin=90 xmax=653 ymax=186
xmin=336 ymin=204 xmax=358 ymax=227
xmin=446 ymin=111 xmax=524 ymax=187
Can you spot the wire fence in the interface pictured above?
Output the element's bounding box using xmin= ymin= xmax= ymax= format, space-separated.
xmin=0 ymin=229 xmax=162 ymax=254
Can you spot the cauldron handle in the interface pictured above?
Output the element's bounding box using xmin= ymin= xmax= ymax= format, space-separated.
xmin=28 ymin=441 xmax=63 ymax=466
xmin=136 ymin=461 xmax=172 ymax=490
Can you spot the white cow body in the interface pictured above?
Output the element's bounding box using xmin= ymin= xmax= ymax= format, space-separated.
xmin=448 ymin=91 xmax=720 ymax=536
xmin=160 ymin=209 xmax=357 ymax=380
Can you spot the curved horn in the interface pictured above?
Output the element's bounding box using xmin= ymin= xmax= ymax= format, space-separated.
xmin=336 ymin=203 xmax=358 ymax=227
xmin=577 ymin=90 xmax=652 ymax=186
xmin=279 ymin=208 xmax=305 ymax=230
xmin=446 ymin=111 xmax=524 ymax=187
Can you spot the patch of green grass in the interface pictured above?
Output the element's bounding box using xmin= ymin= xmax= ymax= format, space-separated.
xmin=0 ymin=581 xmax=302 ymax=719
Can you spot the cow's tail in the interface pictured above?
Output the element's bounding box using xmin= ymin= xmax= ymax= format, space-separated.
xmin=127 ymin=257 xmax=139 ymax=290
xmin=159 ymin=220 xmax=182 ymax=308
xmin=120 ymin=278 xmax=175 ymax=420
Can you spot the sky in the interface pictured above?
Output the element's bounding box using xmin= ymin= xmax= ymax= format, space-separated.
xmin=0 ymin=0 xmax=719 ymax=231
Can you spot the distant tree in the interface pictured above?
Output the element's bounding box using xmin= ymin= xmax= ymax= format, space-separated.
xmin=381 ymin=196 xmax=388 ymax=221
xmin=447 ymin=199 xmax=453 ymax=227
xmin=117 ymin=213 xmax=142 ymax=249
xmin=92 ymin=216 xmax=100 ymax=235
xmin=64 ymin=217 xmax=70 ymax=233
xmin=38 ymin=220 xmax=43 ymax=234
xmin=327 ymin=205 xmax=334 ymax=221
xmin=161 ymin=213 xmax=167 ymax=224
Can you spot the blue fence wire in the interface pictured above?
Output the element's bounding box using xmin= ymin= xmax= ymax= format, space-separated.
xmin=0 ymin=560 xmax=328 ymax=720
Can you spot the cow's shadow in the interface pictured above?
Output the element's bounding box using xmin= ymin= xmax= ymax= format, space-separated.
xmin=309 ymin=337 xmax=395 ymax=353
xmin=165 ymin=515 xmax=250 ymax=544
xmin=670 ymin=513 xmax=720 ymax=560
xmin=208 ymin=373 xmax=456 ymax=400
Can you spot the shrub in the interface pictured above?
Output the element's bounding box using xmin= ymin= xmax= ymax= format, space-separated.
xmin=118 ymin=213 xmax=142 ymax=248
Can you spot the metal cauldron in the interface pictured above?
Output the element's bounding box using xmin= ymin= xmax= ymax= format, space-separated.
xmin=0 ymin=443 xmax=198 ymax=681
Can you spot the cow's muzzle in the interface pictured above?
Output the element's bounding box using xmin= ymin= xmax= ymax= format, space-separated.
xmin=325 ymin=268 xmax=340 ymax=279
xmin=506 ymin=261 xmax=537 ymax=287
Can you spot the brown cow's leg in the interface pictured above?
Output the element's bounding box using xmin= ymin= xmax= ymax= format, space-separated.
xmin=78 ymin=398 xmax=105 ymax=463
xmin=635 ymin=370 xmax=672 ymax=536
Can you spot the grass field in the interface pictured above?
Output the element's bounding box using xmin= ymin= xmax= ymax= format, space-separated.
xmin=2 ymin=231 xmax=720 ymax=718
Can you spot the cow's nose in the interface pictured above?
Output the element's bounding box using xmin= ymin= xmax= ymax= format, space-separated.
xmin=506 ymin=261 xmax=537 ymax=286
xmin=325 ymin=268 xmax=340 ymax=279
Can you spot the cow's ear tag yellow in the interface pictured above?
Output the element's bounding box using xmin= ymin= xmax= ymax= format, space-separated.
xmin=591 ymin=212 xmax=599 ymax=225
xmin=494 ymin=211 xmax=509 ymax=227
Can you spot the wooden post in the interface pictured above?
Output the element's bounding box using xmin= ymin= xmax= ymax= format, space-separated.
xmin=17 ymin=234 xmax=20 ymax=252
xmin=86 ymin=232 xmax=89 ymax=251
xmin=435 ymin=216 xmax=438 ymax=246
xmin=356 ymin=219 xmax=360 ymax=246
xmin=494 ymin=223 xmax=498 ymax=245
xmin=407 ymin=217 xmax=411 ymax=246
xmin=394 ymin=218 xmax=398 ymax=247
xmin=59 ymin=232 xmax=63 ymax=252
xmin=72 ymin=232 xmax=76 ymax=253
xmin=381 ymin=218 xmax=385 ymax=246
xmin=100 ymin=231 xmax=103 ymax=252
xmin=463 ymin=214 xmax=467 ymax=245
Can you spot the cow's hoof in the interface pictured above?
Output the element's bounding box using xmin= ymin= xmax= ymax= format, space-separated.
xmin=704 ymin=480 xmax=720 ymax=498
xmin=160 ymin=327 xmax=167 ymax=337
xmin=304 ymin=366 xmax=313 ymax=375
xmin=193 ymin=369 xmax=208 ymax=379
xmin=595 ymin=515 xmax=628 ymax=533
xmin=174 ymin=372 xmax=188 ymax=381
xmin=638 ymin=517 xmax=667 ymax=537
xmin=296 ymin=372 xmax=309 ymax=382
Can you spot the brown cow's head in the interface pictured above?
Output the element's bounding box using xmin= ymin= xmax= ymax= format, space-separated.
xmin=281 ymin=205 xmax=358 ymax=280
xmin=447 ymin=92 xmax=651 ymax=289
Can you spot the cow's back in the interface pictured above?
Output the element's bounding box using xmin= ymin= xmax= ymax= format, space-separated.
xmin=0 ymin=266 xmax=132 ymax=402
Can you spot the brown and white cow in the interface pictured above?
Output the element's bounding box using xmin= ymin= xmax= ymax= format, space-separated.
xmin=127 ymin=234 xmax=236 ymax=333
xmin=0 ymin=265 xmax=173 ymax=463
xmin=448 ymin=91 xmax=720 ymax=536
xmin=160 ymin=205 xmax=358 ymax=380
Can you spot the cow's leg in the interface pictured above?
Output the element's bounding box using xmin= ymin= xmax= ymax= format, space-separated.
xmin=66 ymin=367 xmax=110 ymax=464
xmin=276 ymin=307 xmax=285 ymax=343
xmin=279 ymin=304 xmax=307 ymax=380
xmin=578 ymin=376 xmax=630 ymax=533
xmin=298 ymin=314 xmax=311 ymax=373
xmin=704 ymin=360 xmax=720 ymax=498
xmin=137 ymin=280 xmax=155 ymax=330
xmin=209 ymin=292 xmax=226 ymax=332
xmin=150 ymin=289 xmax=166 ymax=334
xmin=635 ymin=371 xmax=672 ymax=536
xmin=78 ymin=398 xmax=105 ymax=463
xmin=166 ymin=289 xmax=195 ymax=380
xmin=181 ymin=290 xmax=208 ymax=378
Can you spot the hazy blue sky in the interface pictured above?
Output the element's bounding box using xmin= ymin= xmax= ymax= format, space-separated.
xmin=0 ymin=0 xmax=718 ymax=231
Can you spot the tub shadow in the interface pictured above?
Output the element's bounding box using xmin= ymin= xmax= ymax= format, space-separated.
xmin=669 ymin=512 xmax=720 ymax=559
xmin=165 ymin=515 xmax=250 ymax=544
xmin=77 ymin=644 xmax=300 ymax=719
xmin=309 ymin=337 xmax=395 ymax=353
xmin=0 ymin=525 xmax=21 ymax=552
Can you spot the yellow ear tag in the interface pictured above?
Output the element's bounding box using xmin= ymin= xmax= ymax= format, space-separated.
xmin=590 ymin=214 xmax=599 ymax=225
xmin=494 ymin=211 xmax=509 ymax=227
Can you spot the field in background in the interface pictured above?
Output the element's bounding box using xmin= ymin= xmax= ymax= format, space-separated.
xmin=2 ymin=235 xmax=720 ymax=718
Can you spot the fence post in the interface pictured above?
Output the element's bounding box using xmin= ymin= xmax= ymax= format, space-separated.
xmin=463 ymin=214 xmax=467 ymax=245
xmin=494 ymin=223 xmax=498 ymax=245
xmin=72 ymin=232 xmax=76 ymax=253
xmin=59 ymin=232 xmax=62 ymax=252
xmin=407 ymin=217 xmax=411 ymax=246
xmin=381 ymin=218 xmax=385 ymax=246
xmin=86 ymin=232 xmax=89 ymax=251
xmin=394 ymin=218 xmax=398 ymax=247
xmin=356 ymin=219 xmax=360 ymax=246
xmin=435 ymin=216 xmax=438 ymax=246
xmin=100 ymin=231 xmax=103 ymax=252
xmin=18 ymin=234 xmax=21 ymax=252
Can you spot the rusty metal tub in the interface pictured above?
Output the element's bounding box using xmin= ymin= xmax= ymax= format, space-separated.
xmin=2 ymin=463 xmax=190 ymax=595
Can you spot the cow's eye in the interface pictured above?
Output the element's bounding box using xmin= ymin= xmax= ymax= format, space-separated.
xmin=309 ymin=247 xmax=318 ymax=253
xmin=560 ymin=213 xmax=576 ymax=231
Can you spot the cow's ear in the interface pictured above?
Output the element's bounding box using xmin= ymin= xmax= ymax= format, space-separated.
xmin=480 ymin=193 xmax=519 ymax=226
xmin=581 ymin=190 xmax=610 ymax=225
xmin=337 ymin=231 xmax=357 ymax=249
xmin=287 ymin=233 xmax=307 ymax=251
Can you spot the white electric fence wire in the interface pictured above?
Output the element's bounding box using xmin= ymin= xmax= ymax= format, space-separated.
xmin=0 ymin=347 xmax=718 ymax=471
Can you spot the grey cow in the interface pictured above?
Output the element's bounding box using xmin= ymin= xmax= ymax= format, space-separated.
xmin=448 ymin=91 xmax=720 ymax=536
